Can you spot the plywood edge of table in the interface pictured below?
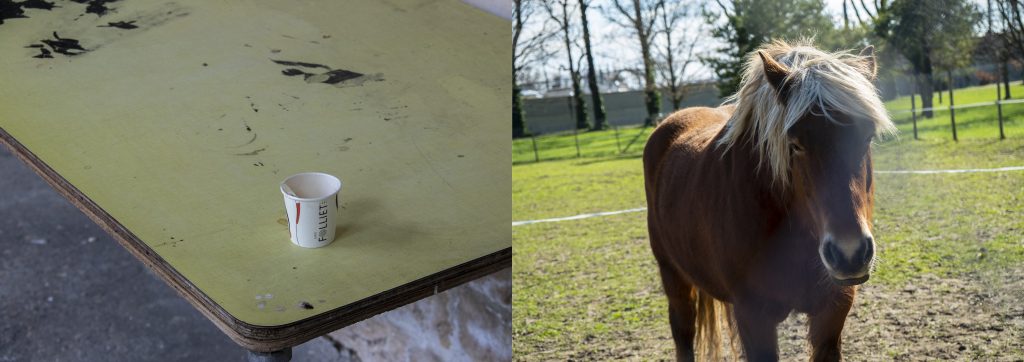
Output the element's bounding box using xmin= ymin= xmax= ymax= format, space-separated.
xmin=0 ymin=127 xmax=512 ymax=352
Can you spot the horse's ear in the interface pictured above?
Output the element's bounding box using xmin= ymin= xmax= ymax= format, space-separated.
xmin=859 ymin=45 xmax=877 ymax=81
xmin=758 ymin=51 xmax=790 ymax=96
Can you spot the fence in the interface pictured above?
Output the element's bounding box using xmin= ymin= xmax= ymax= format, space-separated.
xmin=512 ymin=123 xmax=653 ymax=164
xmin=514 ymin=81 xmax=1024 ymax=164
xmin=515 ymin=61 xmax=1024 ymax=163
xmin=520 ymin=83 xmax=721 ymax=135
xmin=899 ymin=97 xmax=1024 ymax=141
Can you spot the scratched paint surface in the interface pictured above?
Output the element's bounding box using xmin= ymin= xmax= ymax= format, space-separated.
xmin=0 ymin=0 xmax=510 ymax=326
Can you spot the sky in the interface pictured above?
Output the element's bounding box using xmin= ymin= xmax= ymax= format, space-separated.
xmin=518 ymin=0 xmax=989 ymax=91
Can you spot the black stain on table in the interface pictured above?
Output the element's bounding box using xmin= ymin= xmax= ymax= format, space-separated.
xmin=298 ymin=301 xmax=314 ymax=310
xmin=21 ymin=0 xmax=57 ymax=10
xmin=0 ymin=0 xmax=57 ymax=25
xmin=272 ymin=59 xmax=383 ymax=87
xmin=0 ymin=0 xmax=26 ymax=25
xmin=235 ymin=146 xmax=267 ymax=156
xmin=38 ymin=32 xmax=87 ymax=56
xmin=98 ymin=20 xmax=136 ymax=29
xmin=70 ymin=0 xmax=119 ymax=16
xmin=27 ymin=43 xmax=52 ymax=58
xmin=272 ymin=59 xmax=331 ymax=70
xmin=232 ymin=132 xmax=257 ymax=147
xmin=281 ymin=68 xmax=308 ymax=77
xmin=282 ymin=68 xmax=364 ymax=84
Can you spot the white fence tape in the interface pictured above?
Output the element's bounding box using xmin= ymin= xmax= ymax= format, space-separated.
xmin=890 ymin=98 xmax=1024 ymax=114
xmin=875 ymin=165 xmax=1024 ymax=174
xmin=512 ymin=207 xmax=647 ymax=226
xmin=513 ymin=166 xmax=1024 ymax=226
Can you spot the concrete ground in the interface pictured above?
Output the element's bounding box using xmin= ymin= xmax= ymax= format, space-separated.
xmin=0 ymin=143 xmax=510 ymax=361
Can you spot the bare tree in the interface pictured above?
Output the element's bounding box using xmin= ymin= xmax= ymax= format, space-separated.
xmin=996 ymin=0 xmax=1024 ymax=96
xmin=513 ymin=0 xmax=554 ymax=137
xmin=655 ymin=1 xmax=701 ymax=111
xmin=610 ymin=0 xmax=663 ymax=126
xmin=578 ymin=0 xmax=608 ymax=130
xmin=844 ymin=0 xmax=886 ymax=27
xmin=546 ymin=0 xmax=590 ymax=130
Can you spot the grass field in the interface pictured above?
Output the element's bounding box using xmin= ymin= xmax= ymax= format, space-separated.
xmin=513 ymin=83 xmax=1024 ymax=164
xmin=512 ymin=84 xmax=1024 ymax=359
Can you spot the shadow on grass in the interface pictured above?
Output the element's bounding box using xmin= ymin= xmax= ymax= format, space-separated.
xmin=512 ymin=151 xmax=644 ymax=166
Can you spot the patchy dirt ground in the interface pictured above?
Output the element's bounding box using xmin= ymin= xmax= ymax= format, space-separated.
xmin=775 ymin=268 xmax=1024 ymax=360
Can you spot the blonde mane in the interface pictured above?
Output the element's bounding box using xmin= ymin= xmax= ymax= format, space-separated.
xmin=717 ymin=39 xmax=896 ymax=187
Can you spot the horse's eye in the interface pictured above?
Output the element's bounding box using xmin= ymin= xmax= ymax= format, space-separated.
xmin=790 ymin=142 xmax=805 ymax=154
xmin=865 ymin=134 xmax=874 ymax=143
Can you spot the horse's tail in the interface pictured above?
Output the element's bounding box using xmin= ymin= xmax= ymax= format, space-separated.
xmin=693 ymin=288 xmax=738 ymax=361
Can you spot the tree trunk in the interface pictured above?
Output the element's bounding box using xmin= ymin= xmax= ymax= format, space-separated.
xmin=634 ymin=0 xmax=660 ymax=126
xmin=917 ymin=73 xmax=934 ymax=118
xmin=663 ymin=9 xmax=681 ymax=110
xmin=513 ymin=85 xmax=527 ymax=138
xmin=559 ymin=1 xmax=588 ymax=129
xmin=571 ymin=72 xmax=588 ymax=130
xmin=1003 ymin=60 xmax=1013 ymax=99
xmin=671 ymin=85 xmax=682 ymax=110
xmin=579 ymin=0 xmax=607 ymax=130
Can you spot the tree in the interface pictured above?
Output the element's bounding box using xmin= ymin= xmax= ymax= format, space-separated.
xmin=875 ymin=0 xmax=982 ymax=117
xmin=702 ymin=0 xmax=837 ymax=98
xmin=547 ymin=0 xmax=589 ymax=130
xmin=994 ymin=0 xmax=1024 ymax=97
xmin=578 ymin=0 xmax=608 ymax=130
xmin=611 ymin=0 xmax=662 ymax=126
xmin=655 ymin=1 xmax=702 ymax=110
xmin=513 ymin=0 xmax=553 ymax=138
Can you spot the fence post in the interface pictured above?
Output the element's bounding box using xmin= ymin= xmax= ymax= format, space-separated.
xmin=531 ymin=134 xmax=539 ymax=163
xmin=997 ymin=75 xmax=1005 ymax=140
xmin=573 ymin=126 xmax=580 ymax=158
xmin=948 ymin=70 xmax=957 ymax=142
xmin=613 ymin=125 xmax=622 ymax=153
xmin=911 ymin=90 xmax=918 ymax=140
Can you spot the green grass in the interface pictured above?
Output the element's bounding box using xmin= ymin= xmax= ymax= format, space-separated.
xmin=512 ymin=112 xmax=1024 ymax=359
xmin=887 ymin=83 xmax=1024 ymax=141
xmin=513 ymin=125 xmax=653 ymax=164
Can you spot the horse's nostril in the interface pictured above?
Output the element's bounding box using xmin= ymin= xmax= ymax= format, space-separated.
xmin=823 ymin=241 xmax=840 ymax=266
xmin=860 ymin=237 xmax=875 ymax=264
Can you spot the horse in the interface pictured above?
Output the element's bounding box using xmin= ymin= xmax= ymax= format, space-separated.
xmin=643 ymin=40 xmax=895 ymax=362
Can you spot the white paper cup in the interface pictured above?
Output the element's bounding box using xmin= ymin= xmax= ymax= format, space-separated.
xmin=280 ymin=172 xmax=341 ymax=248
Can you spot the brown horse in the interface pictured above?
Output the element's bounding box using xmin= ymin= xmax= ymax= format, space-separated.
xmin=643 ymin=40 xmax=895 ymax=361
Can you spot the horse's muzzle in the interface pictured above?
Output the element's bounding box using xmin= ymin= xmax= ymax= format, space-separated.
xmin=832 ymin=274 xmax=869 ymax=286
xmin=821 ymin=235 xmax=874 ymax=285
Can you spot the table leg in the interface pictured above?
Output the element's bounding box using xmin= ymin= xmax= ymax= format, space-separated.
xmin=246 ymin=348 xmax=292 ymax=362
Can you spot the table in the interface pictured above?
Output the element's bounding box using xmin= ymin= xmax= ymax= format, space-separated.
xmin=0 ymin=0 xmax=510 ymax=357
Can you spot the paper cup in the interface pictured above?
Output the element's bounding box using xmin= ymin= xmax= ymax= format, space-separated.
xmin=280 ymin=172 xmax=341 ymax=248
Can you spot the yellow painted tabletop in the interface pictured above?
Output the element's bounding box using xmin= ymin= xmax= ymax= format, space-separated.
xmin=0 ymin=0 xmax=510 ymax=328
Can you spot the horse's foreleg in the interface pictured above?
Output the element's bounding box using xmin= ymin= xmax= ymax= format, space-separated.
xmin=658 ymin=265 xmax=696 ymax=361
xmin=807 ymin=288 xmax=855 ymax=362
xmin=733 ymin=299 xmax=788 ymax=362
